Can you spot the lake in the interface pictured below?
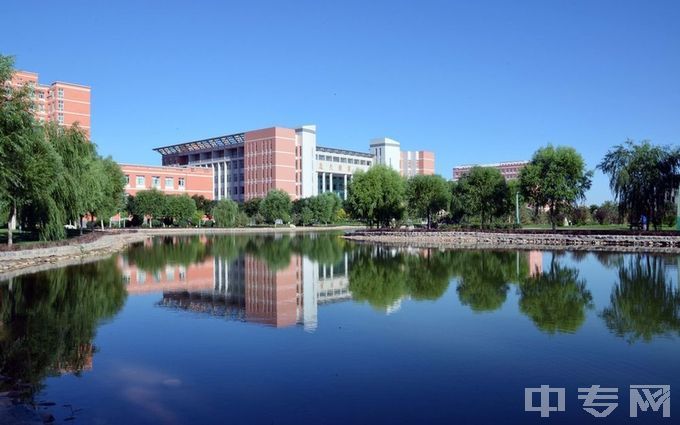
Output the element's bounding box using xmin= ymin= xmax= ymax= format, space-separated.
xmin=1 ymin=232 xmax=678 ymax=424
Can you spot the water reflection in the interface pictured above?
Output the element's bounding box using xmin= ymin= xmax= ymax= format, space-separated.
xmin=121 ymin=235 xmax=353 ymax=331
xmin=601 ymin=255 xmax=680 ymax=342
xmin=117 ymin=236 xmax=680 ymax=342
xmin=2 ymin=233 xmax=679 ymax=404
xmin=0 ymin=258 xmax=126 ymax=396
xmin=518 ymin=255 xmax=593 ymax=334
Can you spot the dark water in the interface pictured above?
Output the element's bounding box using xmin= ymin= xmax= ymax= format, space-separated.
xmin=1 ymin=233 xmax=678 ymax=424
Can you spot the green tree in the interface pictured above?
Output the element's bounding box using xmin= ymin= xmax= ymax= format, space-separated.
xmin=47 ymin=123 xmax=97 ymax=234
xmin=165 ymin=194 xmax=196 ymax=226
xmin=593 ymin=201 xmax=620 ymax=225
xmin=133 ymin=189 xmax=166 ymax=227
xmin=292 ymin=198 xmax=314 ymax=226
xmin=311 ymin=192 xmax=342 ymax=225
xmin=212 ymin=198 xmax=239 ymax=227
xmin=192 ymin=195 xmax=216 ymax=217
xmin=406 ymin=174 xmax=451 ymax=228
xmin=520 ymin=145 xmax=593 ymax=230
xmin=346 ymin=165 xmax=405 ymax=227
xmin=88 ymin=156 xmax=126 ymax=229
xmin=259 ymin=189 xmax=292 ymax=224
xmin=456 ymin=166 xmax=510 ymax=228
xmin=599 ymin=140 xmax=680 ymax=229
xmin=243 ymin=197 xmax=262 ymax=217
xmin=0 ymin=55 xmax=45 ymax=244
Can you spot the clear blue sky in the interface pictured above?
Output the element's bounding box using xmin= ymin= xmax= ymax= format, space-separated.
xmin=2 ymin=0 xmax=679 ymax=203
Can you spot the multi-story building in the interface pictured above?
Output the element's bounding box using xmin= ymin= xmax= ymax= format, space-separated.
xmin=9 ymin=70 xmax=91 ymax=138
xmin=315 ymin=146 xmax=373 ymax=199
xmin=452 ymin=160 xmax=529 ymax=181
xmin=401 ymin=150 xmax=435 ymax=177
xmin=153 ymin=125 xmax=375 ymax=201
xmin=370 ymin=137 xmax=435 ymax=177
xmin=119 ymin=164 xmax=214 ymax=199
xmin=148 ymin=125 xmax=435 ymax=201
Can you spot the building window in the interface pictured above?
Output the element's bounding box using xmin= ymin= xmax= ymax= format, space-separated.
xmin=57 ymin=113 xmax=64 ymax=124
xmin=38 ymin=92 xmax=44 ymax=99
xmin=124 ymin=175 xmax=130 ymax=186
xmin=152 ymin=176 xmax=160 ymax=188
xmin=57 ymin=100 xmax=64 ymax=111
xmin=57 ymin=88 xmax=64 ymax=99
xmin=165 ymin=177 xmax=173 ymax=189
xmin=178 ymin=178 xmax=185 ymax=189
xmin=136 ymin=176 xmax=145 ymax=188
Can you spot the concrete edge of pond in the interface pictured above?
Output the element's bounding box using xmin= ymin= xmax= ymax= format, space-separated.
xmin=343 ymin=231 xmax=680 ymax=254
xmin=0 ymin=226 xmax=363 ymax=280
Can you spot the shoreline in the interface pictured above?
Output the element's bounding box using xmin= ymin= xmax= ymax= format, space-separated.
xmin=0 ymin=226 xmax=359 ymax=279
xmin=343 ymin=230 xmax=680 ymax=254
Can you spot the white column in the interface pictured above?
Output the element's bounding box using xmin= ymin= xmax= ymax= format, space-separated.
xmin=322 ymin=172 xmax=326 ymax=193
xmin=343 ymin=174 xmax=348 ymax=200
xmin=329 ymin=173 xmax=333 ymax=193
xmin=223 ymin=161 xmax=231 ymax=199
xmin=217 ymin=162 xmax=222 ymax=200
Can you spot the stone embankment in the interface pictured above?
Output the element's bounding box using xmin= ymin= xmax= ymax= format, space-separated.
xmin=0 ymin=226 xmax=359 ymax=279
xmin=344 ymin=230 xmax=680 ymax=253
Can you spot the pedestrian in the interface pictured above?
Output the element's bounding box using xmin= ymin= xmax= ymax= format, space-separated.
xmin=641 ymin=214 xmax=647 ymax=231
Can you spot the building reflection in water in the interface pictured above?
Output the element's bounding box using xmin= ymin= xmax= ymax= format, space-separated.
xmin=119 ymin=240 xmax=545 ymax=332
xmin=120 ymin=249 xmax=352 ymax=332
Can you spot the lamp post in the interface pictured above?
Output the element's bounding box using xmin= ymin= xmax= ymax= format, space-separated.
xmin=515 ymin=191 xmax=520 ymax=226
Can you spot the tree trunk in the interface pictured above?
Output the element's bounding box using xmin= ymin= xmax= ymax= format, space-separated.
xmin=79 ymin=215 xmax=84 ymax=235
xmin=7 ymin=203 xmax=16 ymax=246
xmin=101 ymin=219 xmax=105 ymax=231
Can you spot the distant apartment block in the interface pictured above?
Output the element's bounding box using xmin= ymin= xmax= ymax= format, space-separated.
xmin=452 ymin=160 xmax=529 ymax=181
xmin=401 ymin=150 xmax=435 ymax=177
xmin=119 ymin=164 xmax=214 ymax=199
xmin=9 ymin=70 xmax=91 ymax=138
xmin=370 ymin=137 xmax=435 ymax=177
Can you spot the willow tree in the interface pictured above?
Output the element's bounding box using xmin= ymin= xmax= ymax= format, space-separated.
xmin=0 ymin=55 xmax=35 ymax=245
xmin=520 ymin=145 xmax=592 ymax=230
xmin=599 ymin=140 xmax=680 ymax=229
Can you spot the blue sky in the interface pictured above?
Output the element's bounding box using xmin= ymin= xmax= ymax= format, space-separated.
xmin=2 ymin=0 xmax=679 ymax=203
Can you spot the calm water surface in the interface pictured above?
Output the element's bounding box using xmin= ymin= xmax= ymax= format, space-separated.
xmin=1 ymin=233 xmax=679 ymax=424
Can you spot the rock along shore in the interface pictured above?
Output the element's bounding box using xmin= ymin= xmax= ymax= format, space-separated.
xmin=343 ymin=230 xmax=680 ymax=254
xmin=0 ymin=226 xmax=360 ymax=280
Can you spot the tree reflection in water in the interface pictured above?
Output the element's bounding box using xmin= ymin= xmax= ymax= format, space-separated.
xmin=518 ymin=254 xmax=593 ymax=334
xmin=601 ymin=255 xmax=680 ymax=342
xmin=0 ymin=258 xmax=126 ymax=398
